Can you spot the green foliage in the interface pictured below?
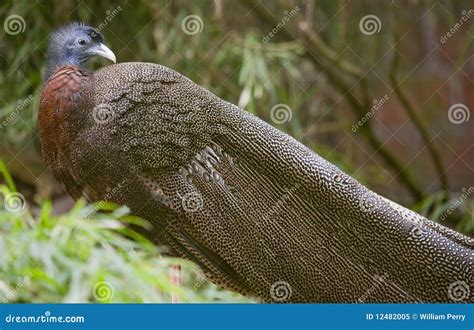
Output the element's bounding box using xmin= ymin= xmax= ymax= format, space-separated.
xmin=0 ymin=183 xmax=253 ymax=303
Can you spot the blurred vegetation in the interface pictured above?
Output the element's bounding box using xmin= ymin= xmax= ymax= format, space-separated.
xmin=0 ymin=0 xmax=472 ymax=302
xmin=0 ymin=163 xmax=253 ymax=303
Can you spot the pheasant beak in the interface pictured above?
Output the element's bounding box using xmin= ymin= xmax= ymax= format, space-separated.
xmin=92 ymin=43 xmax=116 ymax=63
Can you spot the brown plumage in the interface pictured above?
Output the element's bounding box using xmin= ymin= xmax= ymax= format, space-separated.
xmin=39 ymin=24 xmax=473 ymax=303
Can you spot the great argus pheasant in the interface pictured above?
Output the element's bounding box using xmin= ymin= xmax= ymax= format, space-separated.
xmin=38 ymin=23 xmax=473 ymax=303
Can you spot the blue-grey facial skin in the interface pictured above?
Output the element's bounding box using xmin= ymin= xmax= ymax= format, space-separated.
xmin=46 ymin=23 xmax=115 ymax=80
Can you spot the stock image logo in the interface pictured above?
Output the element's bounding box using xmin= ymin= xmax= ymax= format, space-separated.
xmin=1 ymin=3 xmax=473 ymax=326
xmin=92 ymin=103 xmax=115 ymax=124
xmin=270 ymin=281 xmax=292 ymax=302
xmin=181 ymin=15 xmax=204 ymax=35
xmin=358 ymin=193 xmax=378 ymax=213
xmin=448 ymin=103 xmax=470 ymax=124
xmin=4 ymin=14 xmax=26 ymax=35
xmin=448 ymin=281 xmax=470 ymax=302
xmin=2 ymin=192 xmax=27 ymax=214
xmin=92 ymin=281 xmax=115 ymax=302
xmin=359 ymin=15 xmax=381 ymax=35
xmin=270 ymin=104 xmax=292 ymax=124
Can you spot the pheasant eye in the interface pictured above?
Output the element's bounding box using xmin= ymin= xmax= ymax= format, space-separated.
xmin=78 ymin=39 xmax=86 ymax=45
